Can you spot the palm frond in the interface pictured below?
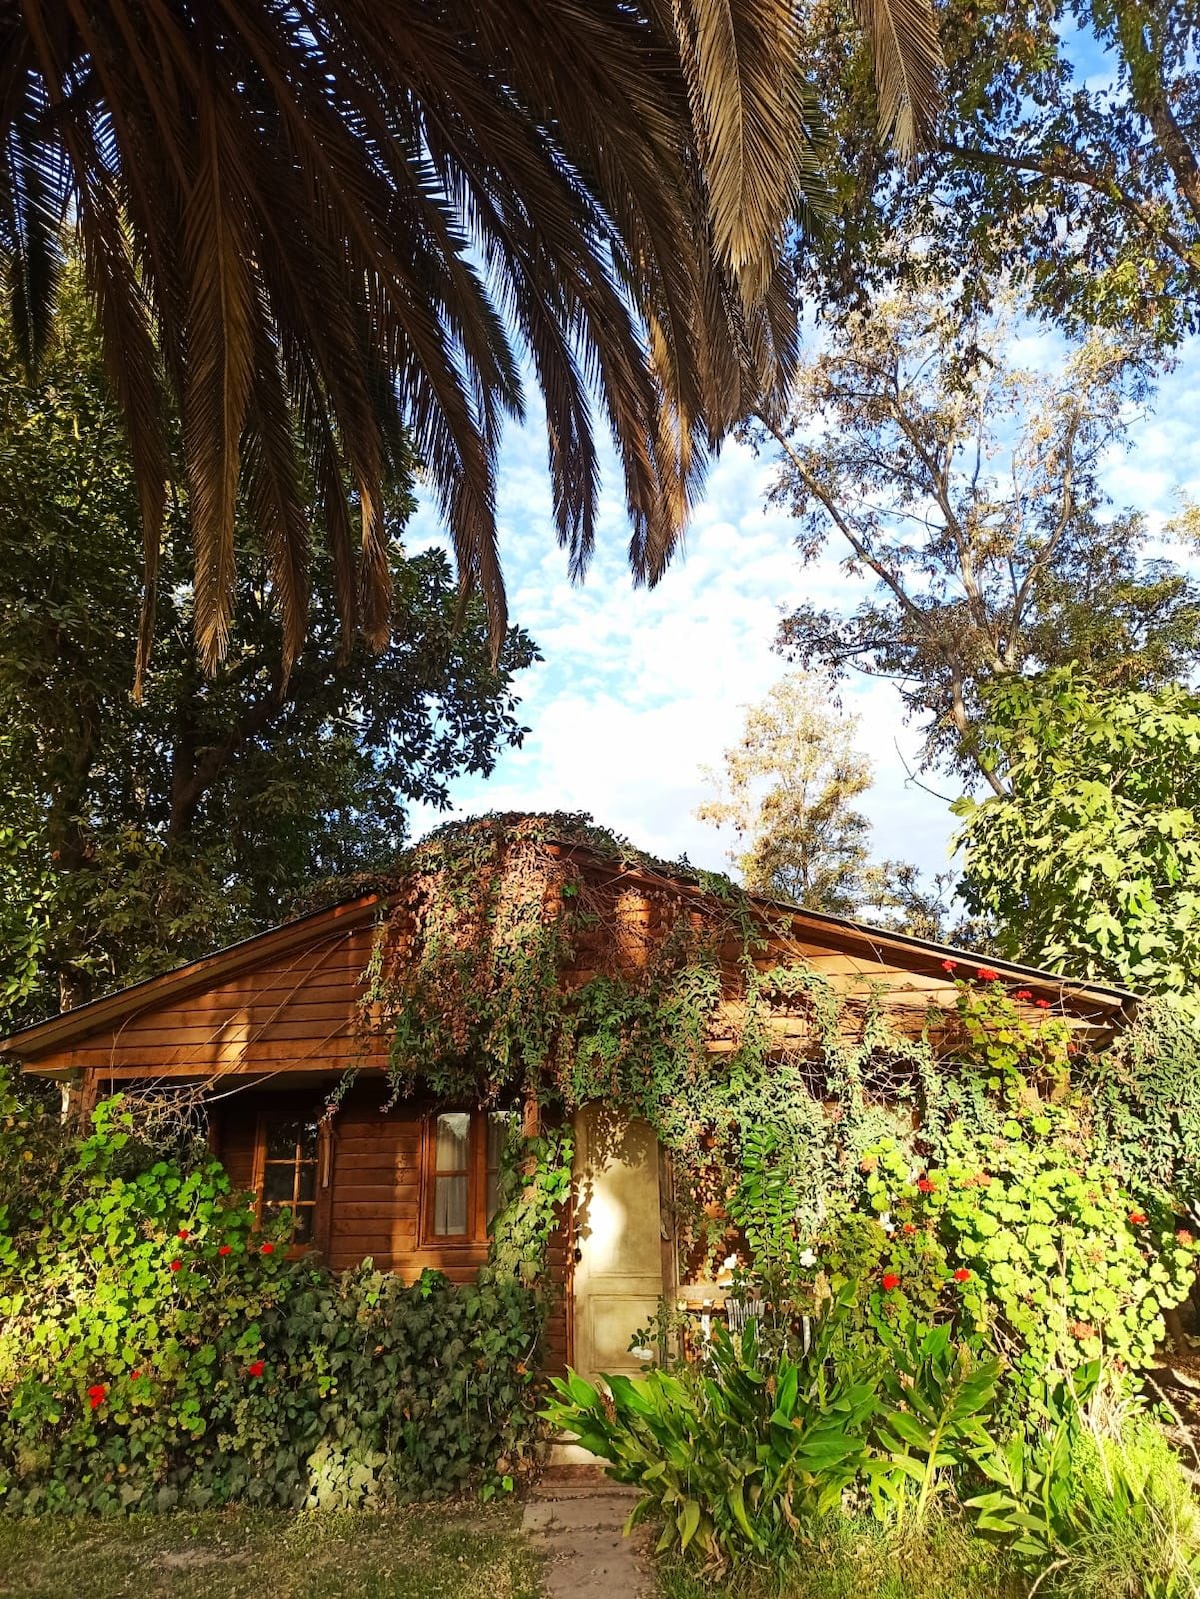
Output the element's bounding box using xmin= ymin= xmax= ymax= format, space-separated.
xmin=852 ymin=0 xmax=944 ymax=159
xmin=0 ymin=0 xmax=909 ymax=674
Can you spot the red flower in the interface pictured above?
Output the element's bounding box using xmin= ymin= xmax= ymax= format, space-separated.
xmin=247 ymin=1360 xmax=265 ymax=1378
xmin=87 ymin=1384 xmax=106 ymax=1410
xmin=953 ymin=1268 xmax=972 ymax=1283
xmin=218 ymin=1245 xmax=232 ymax=1256
xmin=1013 ymin=989 xmax=1032 ymax=1001
xmin=977 ymin=967 xmax=1000 ymax=982
xmin=260 ymin=1241 xmax=275 ymax=1255
xmin=1034 ymin=998 xmax=1051 ymax=1010
xmin=917 ymin=1177 xmax=935 ymax=1194
xmin=881 ymin=1272 xmax=901 ymax=1292
xmin=1129 ymin=1210 xmax=1147 ymax=1226
xmin=902 ymin=1222 xmax=917 ymax=1236
xmin=130 ymin=1370 xmax=141 ymax=1380
xmin=169 ymin=1258 xmax=182 ymax=1273
xmin=941 ymin=959 xmax=958 ymax=973
xmin=177 ymin=1227 xmax=189 ymax=1240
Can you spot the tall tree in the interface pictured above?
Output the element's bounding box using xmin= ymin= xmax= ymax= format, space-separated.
xmin=764 ymin=291 xmax=1200 ymax=787
xmin=791 ymin=0 xmax=1200 ymax=343
xmin=954 ymin=670 xmax=1200 ymax=1009
xmin=0 ymin=0 xmax=942 ymax=685
xmin=0 ymin=276 xmax=535 ymax=1030
xmin=696 ymin=674 xmax=874 ymax=912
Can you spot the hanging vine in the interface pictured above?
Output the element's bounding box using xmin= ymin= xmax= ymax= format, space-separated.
xmin=347 ymin=812 xmax=1088 ymax=1271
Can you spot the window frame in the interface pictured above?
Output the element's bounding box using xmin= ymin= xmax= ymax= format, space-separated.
xmin=250 ymin=1108 xmax=331 ymax=1257
xmin=418 ymin=1107 xmax=510 ymax=1249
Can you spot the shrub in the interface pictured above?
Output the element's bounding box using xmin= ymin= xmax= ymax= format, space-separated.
xmin=0 ymin=1095 xmax=545 ymax=1513
xmin=544 ymin=1288 xmax=880 ymax=1569
xmin=966 ymin=1368 xmax=1200 ymax=1597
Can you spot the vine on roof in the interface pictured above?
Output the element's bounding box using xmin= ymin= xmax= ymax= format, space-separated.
xmin=353 ymin=812 xmax=1085 ymax=1268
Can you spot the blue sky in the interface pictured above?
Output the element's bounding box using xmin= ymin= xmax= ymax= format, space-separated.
xmin=406 ymin=337 xmax=1200 ymax=886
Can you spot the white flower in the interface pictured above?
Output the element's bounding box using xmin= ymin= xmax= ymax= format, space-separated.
xmin=880 ymin=1211 xmax=895 ymax=1234
xmin=798 ymin=1248 xmax=818 ymax=1268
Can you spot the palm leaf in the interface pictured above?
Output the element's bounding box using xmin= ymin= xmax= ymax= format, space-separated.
xmin=852 ymin=0 xmax=944 ymax=159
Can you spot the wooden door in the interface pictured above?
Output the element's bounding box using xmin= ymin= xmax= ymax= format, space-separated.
xmin=571 ymin=1104 xmax=664 ymax=1381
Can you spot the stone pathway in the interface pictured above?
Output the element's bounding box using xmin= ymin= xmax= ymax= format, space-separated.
xmin=523 ymin=1469 xmax=654 ymax=1599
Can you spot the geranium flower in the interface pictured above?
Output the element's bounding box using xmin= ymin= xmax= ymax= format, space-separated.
xmin=941 ymin=959 xmax=958 ymax=973
xmin=260 ymin=1241 xmax=275 ymax=1255
xmin=881 ymin=1272 xmax=901 ymax=1292
xmin=177 ymin=1227 xmax=189 ymax=1240
xmin=953 ymin=1268 xmax=972 ymax=1283
xmin=1178 ymin=1230 xmax=1194 ymax=1246
xmin=977 ymin=967 xmax=1000 ymax=982
xmin=218 ymin=1245 xmax=232 ymax=1256
xmin=169 ymin=1258 xmax=182 ymax=1272
xmin=130 ymin=1370 xmax=141 ymax=1380
xmin=917 ymin=1177 xmax=935 ymax=1194
xmin=902 ymin=1222 xmax=917 ymax=1236
xmin=247 ymin=1360 xmax=265 ymax=1378
xmin=87 ymin=1384 xmax=106 ymax=1409
xmin=1034 ymin=998 xmax=1051 ymax=1010
xmin=1129 ymin=1210 xmax=1147 ymax=1226
xmin=1013 ymin=989 xmax=1032 ymax=1001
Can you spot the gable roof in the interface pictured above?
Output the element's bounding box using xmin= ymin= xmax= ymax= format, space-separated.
xmin=1 ymin=820 xmax=1135 ymax=1065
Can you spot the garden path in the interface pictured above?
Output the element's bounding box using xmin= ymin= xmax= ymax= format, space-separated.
xmin=523 ymin=1469 xmax=652 ymax=1598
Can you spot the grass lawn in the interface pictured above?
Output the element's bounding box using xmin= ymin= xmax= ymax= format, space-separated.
xmin=0 ymin=1503 xmax=544 ymax=1599
xmin=656 ymin=1515 xmax=1026 ymax=1599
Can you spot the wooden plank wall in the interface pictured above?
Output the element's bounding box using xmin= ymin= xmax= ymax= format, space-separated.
xmin=211 ymin=1081 xmax=570 ymax=1374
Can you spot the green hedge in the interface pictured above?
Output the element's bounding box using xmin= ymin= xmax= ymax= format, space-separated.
xmin=0 ymin=1093 xmax=545 ymax=1514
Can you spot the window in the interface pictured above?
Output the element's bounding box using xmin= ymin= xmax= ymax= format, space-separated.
xmin=256 ymin=1113 xmax=321 ymax=1249
xmin=422 ymin=1108 xmax=514 ymax=1244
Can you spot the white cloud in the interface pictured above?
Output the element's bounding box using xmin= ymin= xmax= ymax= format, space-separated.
xmin=406 ymin=348 xmax=1200 ymax=887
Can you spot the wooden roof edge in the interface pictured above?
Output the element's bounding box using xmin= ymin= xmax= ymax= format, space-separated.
xmin=6 ymin=823 xmax=1136 ymax=1065
xmin=550 ymin=840 xmax=1137 ymax=1012
xmin=2 ymin=893 xmax=386 ymax=1062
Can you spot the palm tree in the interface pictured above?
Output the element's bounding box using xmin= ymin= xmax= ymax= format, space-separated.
xmin=0 ymin=1 xmax=940 ymax=686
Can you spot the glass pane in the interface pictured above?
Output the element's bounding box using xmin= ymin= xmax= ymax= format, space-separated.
xmin=434 ymin=1173 xmax=468 ymax=1235
xmin=486 ymin=1169 xmax=500 ymax=1230
xmin=292 ymin=1205 xmax=314 ymax=1246
xmin=296 ymin=1163 xmax=317 ymax=1203
xmin=266 ymin=1118 xmax=318 ymax=1161
xmin=263 ymin=1163 xmax=296 ymax=1202
xmin=487 ymin=1111 xmax=511 ymax=1171
xmin=435 ymin=1112 xmax=470 ymax=1172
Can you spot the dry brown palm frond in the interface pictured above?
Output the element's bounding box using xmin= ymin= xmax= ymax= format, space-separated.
xmin=853 ymin=0 xmax=944 ymax=160
xmin=0 ymin=0 xmax=940 ymax=681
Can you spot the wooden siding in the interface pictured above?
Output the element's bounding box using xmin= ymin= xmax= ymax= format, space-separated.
xmin=209 ymin=1081 xmax=570 ymax=1373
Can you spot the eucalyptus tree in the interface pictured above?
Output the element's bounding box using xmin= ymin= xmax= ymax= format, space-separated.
xmin=762 ymin=291 xmax=1200 ymax=788
xmin=0 ymin=0 xmax=941 ymax=688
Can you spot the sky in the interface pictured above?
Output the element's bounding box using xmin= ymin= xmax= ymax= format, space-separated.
xmin=404 ymin=339 xmax=1200 ymax=887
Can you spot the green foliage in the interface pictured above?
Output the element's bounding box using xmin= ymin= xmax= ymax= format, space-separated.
xmin=954 ymin=669 xmax=1200 ymax=1003
xmin=0 ymin=1094 xmax=546 ymax=1514
xmin=769 ymin=292 xmax=1199 ymax=790
xmin=544 ymin=1289 xmax=881 ymax=1569
xmin=868 ymin=1322 xmax=1000 ymax=1523
xmin=967 ymin=1371 xmax=1200 ymax=1597
xmin=791 ymin=0 xmax=1200 ymax=346
xmin=0 ymin=273 xmax=536 ymax=1026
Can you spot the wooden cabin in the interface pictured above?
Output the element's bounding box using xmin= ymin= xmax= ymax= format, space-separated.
xmin=1 ymin=816 xmax=1132 ymax=1383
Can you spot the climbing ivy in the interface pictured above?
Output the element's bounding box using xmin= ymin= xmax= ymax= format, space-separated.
xmin=350 ymin=814 xmax=1200 ymax=1400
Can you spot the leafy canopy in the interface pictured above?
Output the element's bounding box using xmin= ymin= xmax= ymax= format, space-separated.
xmin=0 ymin=275 xmax=536 ymax=1028
xmin=0 ymin=0 xmax=941 ymax=680
xmin=793 ymin=0 xmax=1200 ymax=344
xmin=766 ymin=291 xmax=1200 ymax=785
xmin=954 ymin=670 xmax=1200 ymax=1004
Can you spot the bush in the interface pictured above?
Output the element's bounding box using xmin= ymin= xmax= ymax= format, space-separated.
xmin=0 ymin=1094 xmax=545 ymax=1513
